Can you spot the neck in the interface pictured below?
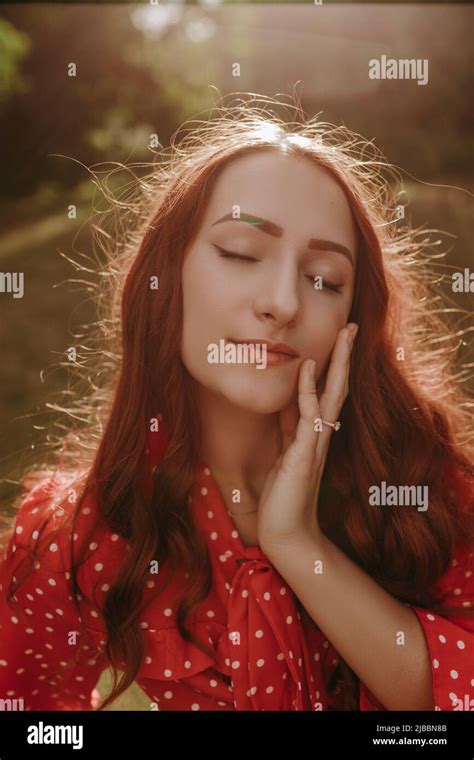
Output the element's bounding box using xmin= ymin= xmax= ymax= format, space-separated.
xmin=195 ymin=387 xmax=282 ymax=497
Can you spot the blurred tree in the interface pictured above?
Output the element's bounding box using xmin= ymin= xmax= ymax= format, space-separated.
xmin=0 ymin=18 xmax=31 ymax=102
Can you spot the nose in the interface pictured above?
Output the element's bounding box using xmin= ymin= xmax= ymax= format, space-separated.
xmin=254 ymin=260 xmax=300 ymax=329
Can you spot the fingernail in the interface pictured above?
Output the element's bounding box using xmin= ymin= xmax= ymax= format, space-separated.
xmin=347 ymin=324 xmax=358 ymax=343
xmin=309 ymin=360 xmax=316 ymax=377
xmin=348 ymin=323 xmax=358 ymax=336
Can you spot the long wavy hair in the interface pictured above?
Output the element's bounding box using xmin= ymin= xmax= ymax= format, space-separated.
xmin=2 ymin=93 xmax=473 ymax=711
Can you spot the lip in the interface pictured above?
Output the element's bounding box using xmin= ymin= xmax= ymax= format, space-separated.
xmin=227 ymin=338 xmax=299 ymax=357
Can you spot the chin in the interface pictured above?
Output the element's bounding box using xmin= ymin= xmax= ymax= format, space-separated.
xmin=220 ymin=383 xmax=295 ymax=415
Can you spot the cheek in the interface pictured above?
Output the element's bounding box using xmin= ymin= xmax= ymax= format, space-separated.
xmin=181 ymin=266 xmax=230 ymax=371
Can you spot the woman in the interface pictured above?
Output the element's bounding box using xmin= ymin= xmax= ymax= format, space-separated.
xmin=1 ymin=95 xmax=473 ymax=712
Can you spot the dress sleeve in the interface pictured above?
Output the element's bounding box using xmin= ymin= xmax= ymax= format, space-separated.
xmin=0 ymin=476 xmax=109 ymax=710
xmin=359 ymin=541 xmax=474 ymax=711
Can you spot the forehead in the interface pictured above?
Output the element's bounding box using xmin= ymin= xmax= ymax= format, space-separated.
xmin=201 ymin=150 xmax=358 ymax=257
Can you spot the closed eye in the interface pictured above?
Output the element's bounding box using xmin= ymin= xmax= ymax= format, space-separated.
xmin=214 ymin=245 xmax=259 ymax=263
xmin=306 ymin=275 xmax=343 ymax=294
xmin=214 ymin=245 xmax=343 ymax=293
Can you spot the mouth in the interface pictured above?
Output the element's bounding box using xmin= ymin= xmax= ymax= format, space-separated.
xmin=227 ymin=338 xmax=299 ymax=358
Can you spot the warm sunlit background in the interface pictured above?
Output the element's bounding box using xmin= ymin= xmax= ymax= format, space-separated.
xmin=0 ymin=1 xmax=472 ymax=708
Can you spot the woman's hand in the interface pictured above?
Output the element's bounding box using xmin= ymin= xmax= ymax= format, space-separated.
xmin=257 ymin=323 xmax=358 ymax=555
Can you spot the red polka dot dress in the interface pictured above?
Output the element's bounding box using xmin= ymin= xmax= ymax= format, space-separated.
xmin=1 ymin=421 xmax=473 ymax=711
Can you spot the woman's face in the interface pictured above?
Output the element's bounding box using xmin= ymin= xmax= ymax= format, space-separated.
xmin=181 ymin=150 xmax=358 ymax=414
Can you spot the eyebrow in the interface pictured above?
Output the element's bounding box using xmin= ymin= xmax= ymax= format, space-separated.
xmin=211 ymin=212 xmax=354 ymax=267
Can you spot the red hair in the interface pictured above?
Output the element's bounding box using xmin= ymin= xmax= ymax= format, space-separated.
xmin=2 ymin=93 xmax=473 ymax=710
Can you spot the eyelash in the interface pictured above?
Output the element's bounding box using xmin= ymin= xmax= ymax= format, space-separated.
xmin=214 ymin=246 xmax=343 ymax=294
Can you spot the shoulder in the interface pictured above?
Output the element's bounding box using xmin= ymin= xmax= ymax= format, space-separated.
xmin=1 ymin=470 xmax=123 ymax=580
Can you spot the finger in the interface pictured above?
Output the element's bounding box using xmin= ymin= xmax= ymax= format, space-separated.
xmin=281 ymin=359 xmax=320 ymax=476
xmin=319 ymin=324 xmax=356 ymax=425
xmin=279 ymin=401 xmax=299 ymax=451
xmin=320 ymin=324 xmax=355 ymax=408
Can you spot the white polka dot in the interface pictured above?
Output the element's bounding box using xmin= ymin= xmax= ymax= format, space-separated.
xmin=255 ymin=630 xmax=264 ymax=638
xmin=210 ymin=532 xmax=218 ymax=540
xmin=433 ymin=659 xmax=439 ymax=669
xmin=438 ymin=635 xmax=446 ymax=643
xmin=265 ymin=686 xmax=274 ymax=694
xmin=449 ymin=692 xmax=458 ymax=702
xmin=55 ymin=609 xmax=63 ymax=616
xmin=286 ymin=616 xmax=293 ymax=624
xmin=204 ymin=467 xmax=211 ymax=476
xmin=164 ymin=608 xmax=172 ymax=617
xmin=450 ymin=670 xmax=458 ymax=679
xmin=280 ymin=587 xmax=287 ymax=595
xmin=94 ymin=563 xmax=103 ymax=572
xmin=82 ymin=507 xmax=91 ymax=515
xmin=232 ymin=661 xmax=240 ymax=669
xmin=184 ymin=660 xmax=191 ymax=669
xmin=48 ymin=579 xmax=56 ymax=587
xmin=277 ymin=653 xmax=285 ymax=661
xmin=164 ymin=669 xmax=172 ymax=677
xmin=256 ymin=659 xmax=265 ymax=667
xmin=164 ymin=691 xmax=173 ymax=699
xmin=426 ymin=613 xmax=435 ymax=621
xmin=191 ymin=703 xmax=200 ymax=710
xmin=456 ymin=640 xmax=465 ymax=649
xmin=101 ymin=584 xmax=110 ymax=592
xmin=145 ymin=656 xmax=152 ymax=665
xmin=242 ymin=590 xmax=249 ymax=598
xmin=263 ymin=592 xmax=271 ymax=601
xmin=49 ymin=543 xmax=58 ymax=553
xmin=200 ymin=487 xmax=208 ymax=496
xmin=15 ymin=526 xmax=23 ymax=535
xmin=231 ymin=530 xmax=239 ymax=538
xmin=11 ymin=616 xmax=18 ymax=624
xmin=111 ymin=534 xmax=119 ymax=541
xmin=207 ymin=511 xmax=214 ymax=519
xmin=454 ymin=588 xmax=461 ymax=595
xmin=32 ymin=531 xmax=39 ymax=540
